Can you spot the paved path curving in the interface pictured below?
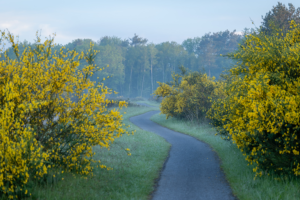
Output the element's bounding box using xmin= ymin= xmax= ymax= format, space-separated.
xmin=130 ymin=111 xmax=237 ymax=200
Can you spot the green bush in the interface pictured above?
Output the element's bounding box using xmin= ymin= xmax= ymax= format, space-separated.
xmin=154 ymin=66 xmax=225 ymax=122
xmin=207 ymin=20 xmax=300 ymax=178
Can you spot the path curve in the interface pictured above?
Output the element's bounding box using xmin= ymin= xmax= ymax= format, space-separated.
xmin=130 ymin=111 xmax=237 ymax=200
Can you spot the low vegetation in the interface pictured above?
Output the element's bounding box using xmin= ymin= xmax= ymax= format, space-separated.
xmin=0 ymin=30 xmax=169 ymax=200
xmin=24 ymin=106 xmax=170 ymax=200
xmin=155 ymin=20 xmax=300 ymax=179
xmin=151 ymin=113 xmax=300 ymax=200
xmin=207 ymin=20 xmax=300 ymax=178
xmin=154 ymin=66 xmax=225 ymax=121
xmin=153 ymin=18 xmax=300 ymax=199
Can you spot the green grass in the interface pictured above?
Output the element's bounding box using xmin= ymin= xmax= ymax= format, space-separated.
xmin=25 ymin=105 xmax=170 ymax=200
xmin=150 ymin=113 xmax=300 ymax=200
xmin=132 ymin=100 xmax=161 ymax=108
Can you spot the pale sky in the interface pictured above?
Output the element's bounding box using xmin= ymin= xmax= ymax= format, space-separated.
xmin=1 ymin=0 xmax=299 ymax=46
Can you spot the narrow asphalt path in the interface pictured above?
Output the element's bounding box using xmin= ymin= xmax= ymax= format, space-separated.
xmin=130 ymin=111 xmax=237 ymax=200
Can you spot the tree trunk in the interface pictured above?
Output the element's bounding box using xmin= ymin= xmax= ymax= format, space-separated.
xmin=141 ymin=66 xmax=145 ymax=97
xmin=163 ymin=65 xmax=165 ymax=83
xmin=129 ymin=66 xmax=132 ymax=97
xmin=120 ymin=79 xmax=122 ymax=96
xmin=150 ymin=60 xmax=153 ymax=94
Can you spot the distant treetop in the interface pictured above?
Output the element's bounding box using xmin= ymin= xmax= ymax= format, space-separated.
xmin=261 ymin=2 xmax=300 ymax=36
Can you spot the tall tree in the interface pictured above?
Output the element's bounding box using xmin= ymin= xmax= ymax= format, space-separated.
xmin=140 ymin=46 xmax=150 ymax=97
xmin=97 ymin=36 xmax=123 ymax=46
xmin=194 ymin=30 xmax=242 ymax=78
xmin=147 ymin=43 xmax=158 ymax=94
xmin=93 ymin=45 xmax=125 ymax=95
xmin=129 ymin=34 xmax=148 ymax=47
xmin=196 ymin=33 xmax=217 ymax=77
xmin=156 ymin=41 xmax=186 ymax=83
xmin=182 ymin=37 xmax=201 ymax=55
xmin=124 ymin=34 xmax=149 ymax=97
xmin=261 ymin=2 xmax=300 ymax=36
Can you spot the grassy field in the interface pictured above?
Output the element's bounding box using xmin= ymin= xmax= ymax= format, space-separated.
xmin=151 ymin=113 xmax=300 ymax=200
xmin=25 ymin=105 xmax=170 ymax=200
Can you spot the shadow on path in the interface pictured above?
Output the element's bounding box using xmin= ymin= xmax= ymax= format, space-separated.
xmin=130 ymin=111 xmax=237 ymax=200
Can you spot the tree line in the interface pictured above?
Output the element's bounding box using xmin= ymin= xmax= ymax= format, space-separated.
xmin=63 ymin=31 xmax=242 ymax=98
xmin=2 ymin=2 xmax=299 ymax=99
xmin=1 ymin=32 xmax=243 ymax=99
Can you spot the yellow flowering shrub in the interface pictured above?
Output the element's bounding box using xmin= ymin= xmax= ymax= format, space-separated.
xmin=0 ymin=82 xmax=49 ymax=198
xmin=208 ymin=20 xmax=300 ymax=177
xmin=206 ymin=73 xmax=231 ymax=140
xmin=154 ymin=67 xmax=224 ymax=121
xmin=0 ymin=31 xmax=129 ymax=199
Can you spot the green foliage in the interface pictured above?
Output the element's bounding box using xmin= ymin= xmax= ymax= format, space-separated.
xmin=207 ymin=20 xmax=300 ymax=178
xmin=152 ymin=113 xmax=300 ymax=200
xmin=206 ymin=72 xmax=231 ymax=140
xmin=0 ymin=30 xmax=129 ymax=199
xmin=182 ymin=30 xmax=242 ymax=77
xmin=154 ymin=67 xmax=225 ymax=122
xmin=1 ymin=30 xmax=243 ymax=99
xmin=261 ymin=2 xmax=300 ymax=36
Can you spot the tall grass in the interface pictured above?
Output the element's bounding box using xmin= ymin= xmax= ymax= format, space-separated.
xmin=151 ymin=114 xmax=300 ymax=200
xmin=24 ymin=106 xmax=170 ymax=200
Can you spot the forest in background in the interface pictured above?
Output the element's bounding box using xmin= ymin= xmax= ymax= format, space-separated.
xmin=1 ymin=2 xmax=299 ymax=99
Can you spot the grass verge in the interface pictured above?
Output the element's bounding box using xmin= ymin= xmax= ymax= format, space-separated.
xmin=151 ymin=113 xmax=300 ymax=200
xmin=133 ymin=100 xmax=161 ymax=107
xmin=26 ymin=105 xmax=170 ymax=200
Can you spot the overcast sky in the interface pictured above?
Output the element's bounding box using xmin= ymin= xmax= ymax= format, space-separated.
xmin=1 ymin=0 xmax=299 ymax=46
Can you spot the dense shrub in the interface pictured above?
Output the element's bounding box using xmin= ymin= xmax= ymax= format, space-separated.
xmin=206 ymin=73 xmax=231 ymax=140
xmin=0 ymin=31 xmax=129 ymax=199
xmin=154 ymin=66 xmax=225 ymax=122
xmin=207 ymin=20 xmax=300 ymax=177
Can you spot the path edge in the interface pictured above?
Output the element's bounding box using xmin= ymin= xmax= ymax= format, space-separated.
xmin=149 ymin=113 xmax=239 ymax=200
